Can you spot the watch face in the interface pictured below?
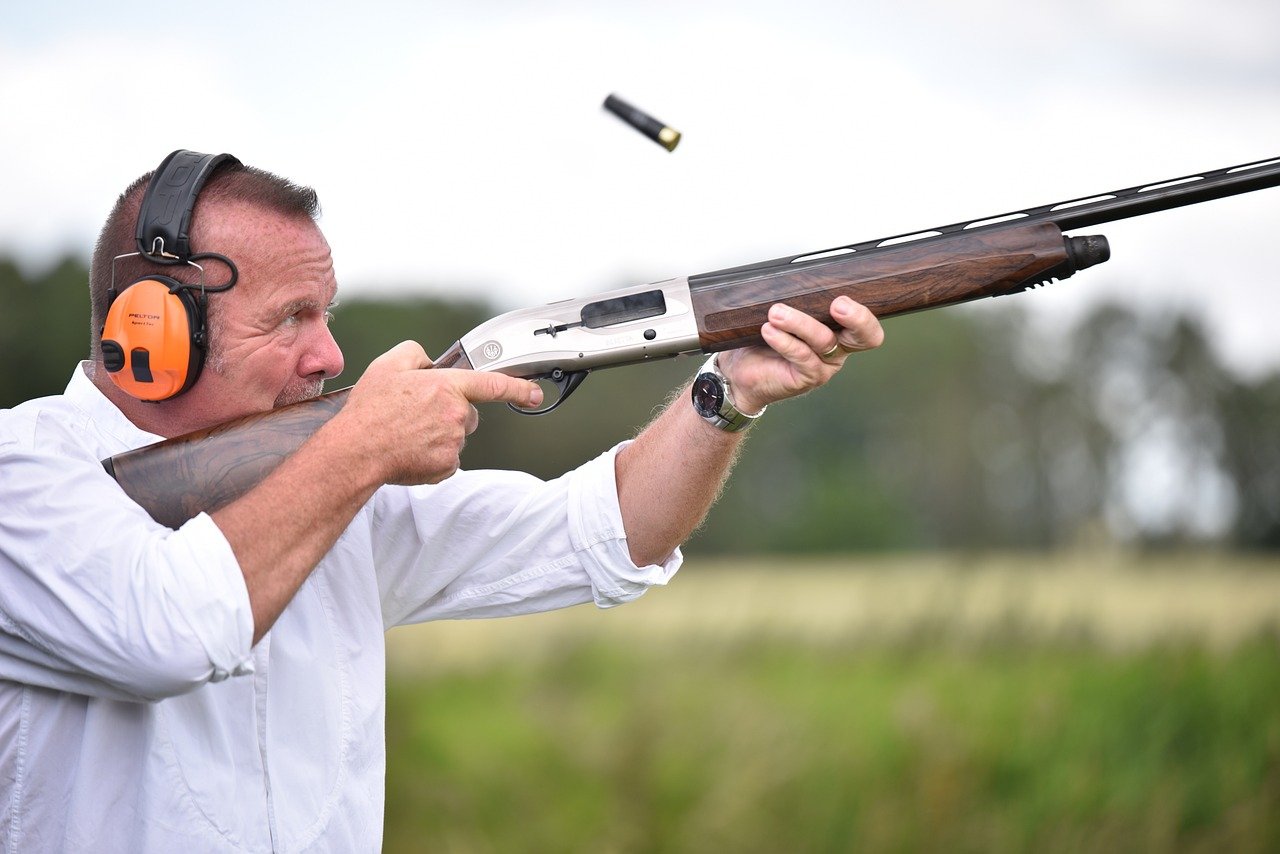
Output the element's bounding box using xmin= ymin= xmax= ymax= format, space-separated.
xmin=691 ymin=373 xmax=725 ymax=418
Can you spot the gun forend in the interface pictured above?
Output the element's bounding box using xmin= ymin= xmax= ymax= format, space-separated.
xmin=689 ymin=224 xmax=1108 ymax=352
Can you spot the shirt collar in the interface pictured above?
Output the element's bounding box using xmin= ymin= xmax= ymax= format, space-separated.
xmin=65 ymin=361 xmax=166 ymax=450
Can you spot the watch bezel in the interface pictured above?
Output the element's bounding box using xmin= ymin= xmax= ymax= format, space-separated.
xmin=690 ymin=354 xmax=765 ymax=432
xmin=691 ymin=372 xmax=726 ymax=419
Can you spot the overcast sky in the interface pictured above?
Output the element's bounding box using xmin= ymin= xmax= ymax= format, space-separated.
xmin=3 ymin=0 xmax=1278 ymax=375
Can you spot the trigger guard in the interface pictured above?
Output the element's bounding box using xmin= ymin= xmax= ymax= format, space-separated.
xmin=507 ymin=369 xmax=590 ymax=416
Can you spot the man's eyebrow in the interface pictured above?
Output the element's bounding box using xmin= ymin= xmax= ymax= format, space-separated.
xmin=272 ymin=296 xmax=330 ymax=316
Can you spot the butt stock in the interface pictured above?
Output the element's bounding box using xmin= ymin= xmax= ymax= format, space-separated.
xmin=105 ymin=342 xmax=473 ymax=528
xmin=106 ymin=390 xmax=353 ymax=529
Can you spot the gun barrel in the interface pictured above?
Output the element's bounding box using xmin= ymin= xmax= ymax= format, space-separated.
xmin=691 ymin=156 xmax=1280 ymax=288
xmin=1037 ymin=157 xmax=1280 ymax=231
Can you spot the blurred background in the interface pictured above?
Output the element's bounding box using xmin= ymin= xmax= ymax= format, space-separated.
xmin=3 ymin=1 xmax=1278 ymax=850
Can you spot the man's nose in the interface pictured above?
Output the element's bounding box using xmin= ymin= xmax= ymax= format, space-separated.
xmin=302 ymin=323 xmax=344 ymax=380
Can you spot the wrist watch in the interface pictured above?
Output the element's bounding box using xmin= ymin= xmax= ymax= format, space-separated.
xmin=690 ymin=354 xmax=766 ymax=433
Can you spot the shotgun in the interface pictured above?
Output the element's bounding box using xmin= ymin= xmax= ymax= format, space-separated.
xmin=105 ymin=155 xmax=1280 ymax=528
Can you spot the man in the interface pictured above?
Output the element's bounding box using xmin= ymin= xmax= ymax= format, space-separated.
xmin=0 ymin=152 xmax=882 ymax=851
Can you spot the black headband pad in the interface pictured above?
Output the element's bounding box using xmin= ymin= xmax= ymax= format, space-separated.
xmin=135 ymin=150 xmax=241 ymax=262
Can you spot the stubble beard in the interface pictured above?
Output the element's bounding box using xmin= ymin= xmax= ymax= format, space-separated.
xmin=274 ymin=379 xmax=326 ymax=408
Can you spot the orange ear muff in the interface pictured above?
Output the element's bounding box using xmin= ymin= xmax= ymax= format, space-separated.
xmin=100 ymin=276 xmax=206 ymax=401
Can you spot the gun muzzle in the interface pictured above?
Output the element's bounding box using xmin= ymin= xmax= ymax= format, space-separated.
xmin=1065 ymin=234 xmax=1110 ymax=271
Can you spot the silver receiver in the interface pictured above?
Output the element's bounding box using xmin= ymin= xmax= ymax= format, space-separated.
xmin=457 ymin=277 xmax=703 ymax=413
xmin=460 ymin=277 xmax=702 ymax=375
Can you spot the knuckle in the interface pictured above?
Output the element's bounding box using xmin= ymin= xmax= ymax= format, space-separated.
xmin=443 ymin=397 xmax=470 ymax=425
xmin=386 ymin=340 xmax=417 ymax=362
xmin=400 ymin=339 xmax=428 ymax=358
xmin=845 ymin=303 xmax=872 ymax=327
xmin=425 ymin=445 xmax=460 ymax=480
xmin=480 ymin=373 xmax=510 ymax=399
xmin=487 ymin=372 xmax=524 ymax=401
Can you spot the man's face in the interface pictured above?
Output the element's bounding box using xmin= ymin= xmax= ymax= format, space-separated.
xmin=183 ymin=201 xmax=345 ymax=425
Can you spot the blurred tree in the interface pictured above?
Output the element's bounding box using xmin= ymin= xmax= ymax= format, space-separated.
xmin=1032 ymin=304 xmax=1235 ymax=547
xmin=1221 ymin=373 xmax=1280 ymax=548
xmin=0 ymin=256 xmax=90 ymax=407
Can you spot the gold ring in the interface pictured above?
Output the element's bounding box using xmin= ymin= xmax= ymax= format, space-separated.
xmin=820 ymin=343 xmax=843 ymax=359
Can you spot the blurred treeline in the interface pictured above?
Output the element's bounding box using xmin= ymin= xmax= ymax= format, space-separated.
xmin=4 ymin=255 xmax=1278 ymax=553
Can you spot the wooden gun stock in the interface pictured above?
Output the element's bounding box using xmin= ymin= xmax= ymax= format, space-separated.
xmin=105 ymin=343 xmax=472 ymax=529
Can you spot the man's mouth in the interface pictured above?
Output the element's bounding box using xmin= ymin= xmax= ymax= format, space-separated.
xmin=274 ymin=380 xmax=325 ymax=408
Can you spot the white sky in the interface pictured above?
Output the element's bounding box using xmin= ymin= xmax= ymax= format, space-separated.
xmin=2 ymin=0 xmax=1278 ymax=375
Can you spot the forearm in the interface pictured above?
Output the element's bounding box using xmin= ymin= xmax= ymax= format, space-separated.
xmin=614 ymin=298 xmax=884 ymax=567
xmin=210 ymin=345 xmax=546 ymax=644
xmin=212 ymin=421 xmax=381 ymax=644
xmin=614 ymin=383 xmax=746 ymax=566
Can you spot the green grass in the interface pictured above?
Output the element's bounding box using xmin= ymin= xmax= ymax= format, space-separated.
xmin=384 ymin=632 xmax=1280 ymax=853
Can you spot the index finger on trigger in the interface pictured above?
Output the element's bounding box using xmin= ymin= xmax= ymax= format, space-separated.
xmin=458 ymin=371 xmax=545 ymax=409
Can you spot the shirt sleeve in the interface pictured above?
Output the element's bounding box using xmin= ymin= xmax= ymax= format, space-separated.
xmin=373 ymin=441 xmax=682 ymax=628
xmin=0 ymin=439 xmax=255 ymax=702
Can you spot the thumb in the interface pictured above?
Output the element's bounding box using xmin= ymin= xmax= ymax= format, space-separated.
xmin=367 ymin=341 xmax=431 ymax=376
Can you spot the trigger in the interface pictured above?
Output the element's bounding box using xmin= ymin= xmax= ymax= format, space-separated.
xmin=507 ymin=369 xmax=590 ymax=416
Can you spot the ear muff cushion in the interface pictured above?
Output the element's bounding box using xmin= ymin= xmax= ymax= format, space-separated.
xmin=100 ymin=277 xmax=205 ymax=401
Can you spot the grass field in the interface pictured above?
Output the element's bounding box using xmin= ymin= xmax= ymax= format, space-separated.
xmin=383 ymin=553 xmax=1280 ymax=853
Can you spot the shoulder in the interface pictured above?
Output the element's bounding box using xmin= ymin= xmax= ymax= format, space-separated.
xmin=0 ymin=392 xmax=88 ymax=453
xmin=2 ymin=365 xmax=156 ymax=462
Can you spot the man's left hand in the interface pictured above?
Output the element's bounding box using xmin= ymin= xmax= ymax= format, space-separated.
xmin=717 ymin=295 xmax=884 ymax=416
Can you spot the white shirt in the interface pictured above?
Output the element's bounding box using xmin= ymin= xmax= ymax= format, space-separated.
xmin=0 ymin=364 xmax=680 ymax=853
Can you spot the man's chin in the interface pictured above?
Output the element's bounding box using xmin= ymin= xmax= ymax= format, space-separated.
xmin=274 ymin=381 xmax=326 ymax=408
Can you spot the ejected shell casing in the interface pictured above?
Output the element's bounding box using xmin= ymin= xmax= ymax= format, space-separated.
xmin=602 ymin=94 xmax=681 ymax=151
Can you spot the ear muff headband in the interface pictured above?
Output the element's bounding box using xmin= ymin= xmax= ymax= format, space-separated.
xmin=135 ymin=150 xmax=241 ymax=263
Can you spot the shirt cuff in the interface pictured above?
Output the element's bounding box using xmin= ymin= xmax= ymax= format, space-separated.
xmin=567 ymin=442 xmax=682 ymax=608
xmin=173 ymin=513 xmax=255 ymax=681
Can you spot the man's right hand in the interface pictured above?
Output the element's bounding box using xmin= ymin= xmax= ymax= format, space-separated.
xmin=216 ymin=339 xmax=543 ymax=643
xmin=331 ymin=341 xmax=543 ymax=486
